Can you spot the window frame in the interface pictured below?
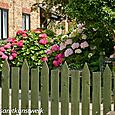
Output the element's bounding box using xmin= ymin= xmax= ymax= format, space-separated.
xmin=0 ymin=8 xmax=8 ymax=40
xmin=22 ymin=13 xmax=30 ymax=30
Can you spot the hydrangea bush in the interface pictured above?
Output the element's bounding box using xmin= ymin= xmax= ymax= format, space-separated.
xmin=0 ymin=25 xmax=114 ymax=71
xmin=0 ymin=29 xmax=64 ymax=69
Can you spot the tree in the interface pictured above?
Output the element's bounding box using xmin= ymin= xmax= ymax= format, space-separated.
xmin=38 ymin=0 xmax=115 ymax=71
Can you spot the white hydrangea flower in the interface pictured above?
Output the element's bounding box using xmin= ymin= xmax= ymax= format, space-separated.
xmin=75 ymin=49 xmax=82 ymax=54
xmin=82 ymin=34 xmax=87 ymax=40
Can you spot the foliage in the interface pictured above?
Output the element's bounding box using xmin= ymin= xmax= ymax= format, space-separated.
xmin=0 ymin=29 xmax=63 ymax=69
xmin=42 ymin=0 xmax=115 ymax=71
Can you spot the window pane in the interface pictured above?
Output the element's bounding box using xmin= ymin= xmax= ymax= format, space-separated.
xmin=0 ymin=10 xmax=1 ymax=39
xmin=3 ymin=10 xmax=8 ymax=39
xmin=26 ymin=15 xmax=30 ymax=30
xmin=22 ymin=15 xmax=26 ymax=30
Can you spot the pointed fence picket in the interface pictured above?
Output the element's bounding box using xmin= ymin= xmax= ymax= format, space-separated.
xmin=2 ymin=60 xmax=10 ymax=115
xmin=71 ymin=70 xmax=80 ymax=115
xmin=41 ymin=62 xmax=49 ymax=115
xmin=92 ymin=72 xmax=101 ymax=115
xmin=0 ymin=60 xmax=114 ymax=115
xmin=21 ymin=60 xmax=29 ymax=113
xmin=31 ymin=67 xmax=39 ymax=115
xmin=11 ymin=67 xmax=19 ymax=115
xmin=61 ymin=62 xmax=69 ymax=115
xmin=103 ymin=65 xmax=112 ymax=114
xmin=82 ymin=63 xmax=90 ymax=115
xmin=51 ymin=69 xmax=59 ymax=115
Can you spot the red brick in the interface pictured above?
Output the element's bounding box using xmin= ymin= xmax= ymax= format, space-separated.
xmin=0 ymin=2 xmax=9 ymax=9
xmin=22 ymin=7 xmax=31 ymax=14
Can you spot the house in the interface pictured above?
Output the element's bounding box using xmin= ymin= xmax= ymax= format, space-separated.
xmin=0 ymin=0 xmax=41 ymax=40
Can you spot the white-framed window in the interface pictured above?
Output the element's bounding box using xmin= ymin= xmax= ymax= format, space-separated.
xmin=0 ymin=9 xmax=8 ymax=40
xmin=22 ymin=13 xmax=30 ymax=30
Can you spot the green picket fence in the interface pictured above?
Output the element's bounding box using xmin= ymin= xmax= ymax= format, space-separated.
xmin=1 ymin=59 xmax=115 ymax=115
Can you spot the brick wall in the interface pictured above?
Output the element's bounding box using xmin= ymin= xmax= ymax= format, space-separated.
xmin=0 ymin=0 xmax=40 ymax=37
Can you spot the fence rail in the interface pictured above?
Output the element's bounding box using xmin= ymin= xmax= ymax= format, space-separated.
xmin=0 ymin=60 xmax=114 ymax=115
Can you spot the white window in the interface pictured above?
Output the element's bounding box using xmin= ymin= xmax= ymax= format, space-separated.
xmin=22 ymin=14 xmax=30 ymax=30
xmin=0 ymin=9 xmax=8 ymax=40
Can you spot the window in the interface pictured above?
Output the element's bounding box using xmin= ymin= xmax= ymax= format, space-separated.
xmin=22 ymin=13 xmax=30 ymax=30
xmin=0 ymin=9 xmax=8 ymax=40
xmin=40 ymin=8 xmax=47 ymax=28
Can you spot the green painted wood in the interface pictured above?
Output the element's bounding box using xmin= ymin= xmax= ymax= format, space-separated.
xmin=92 ymin=72 xmax=101 ymax=115
xmin=11 ymin=67 xmax=19 ymax=115
xmin=21 ymin=60 xmax=29 ymax=113
xmin=1 ymin=60 xmax=10 ymax=115
xmin=71 ymin=70 xmax=80 ymax=115
xmin=31 ymin=67 xmax=39 ymax=115
xmin=41 ymin=62 xmax=49 ymax=115
xmin=61 ymin=62 xmax=69 ymax=115
xmin=82 ymin=63 xmax=90 ymax=115
xmin=51 ymin=69 xmax=59 ymax=115
xmin=113 ymin=72 xmax=115 ymax=110
xmin=103 ymin=65 xmax=112 ymax=115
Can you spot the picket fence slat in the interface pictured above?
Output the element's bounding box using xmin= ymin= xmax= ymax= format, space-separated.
xmin=61 ymin=62 xmax=69 ymax=115
xmin=1 ymin=60 xmax=10 ymax=115
xmin=103 ymin=65 xmax=112 ymax=115
xmin=82 ymin=63 xmax=90 ymax=115
xmin=21 ymin=60 xmax=29 ymax=113
xmin=11 ymin=67 xmax=19 ymax=115
xmin=51 ymin=69 xmax=59 ymax=115
xmin=92 ymin=72 xmax=101 ymax=115
xmin=113 ymin=72 xmax=115 ymax=111
xmin=41 ymin=62 xmax=49 ymax=115
xmin=1 ymin=60 xmax=114 ymax=115
xmin=71 ymin=70 xmax=80 ymax=115
xmin=31 ymin=67 xmax=39 ymax=114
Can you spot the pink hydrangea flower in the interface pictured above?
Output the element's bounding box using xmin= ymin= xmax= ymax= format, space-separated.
xmin=4 ymin=43 xmax=11 ymax=49
xmin=39 ymin=38 xmax=48 ymax=45
xmin=0 ymin=47 xmax=5 ymax=52
xmin=80 ymin=41 xmax=89 ymax=49
xmin=60 ymin=42 xmax=66 ymax=50
xmin=57 ymin=58 xmax=63 ymax=64
xmin=71 ymin=43 xmax=79 ymax=49
xmin=1 ymin=54 xmax=8 ymax=59
xmin=55 ymin=53 xmax=64 ymax=60
xmin=34 ymin=29 xmax=42 ymax=34
xmin=0 ymin=51 xmax=4 ymax=55
xmin=41 ymin=57 xmax=48 ymax=62
xmin=22 ymin=33 xmax=27 ymax=38
xmin=65 ymin=39 xmax=72 ymax=45
xmin=9 ymin=55 xmax=14 ymax=60
xmin=64 ymin=48 xmax=73 ymax=57
xmin=51 ymin=44 xmax=60 ymax=52
xmin=12 ymin=52 xmax=17 ymax=58
xmin=46 ymin=49 xmax=52 ymax=55
xmin=7 ymin=38 xmax=17 ymax=43
xmin=16 ymin=30 xmax=26 ymax=35
xmin=53 ymin=60 xmax=60 ymax=67
xmin=39 ymin=34 xmax=47 ymax=39
xmin=17 ymin=40 xmax=23 ymax=47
